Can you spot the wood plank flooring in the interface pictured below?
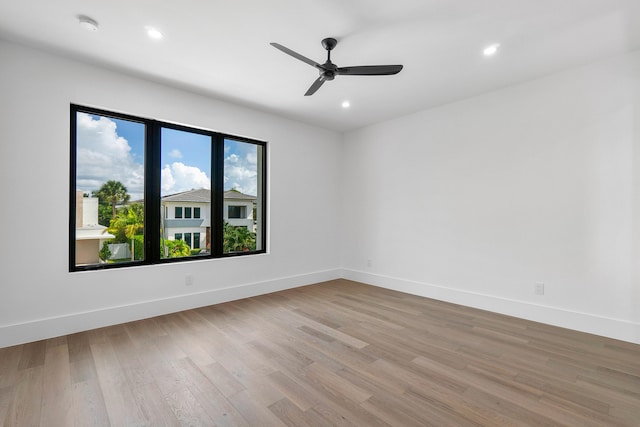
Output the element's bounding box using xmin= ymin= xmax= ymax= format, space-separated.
xmin=1 ymin=279 xmax=639 ymax=426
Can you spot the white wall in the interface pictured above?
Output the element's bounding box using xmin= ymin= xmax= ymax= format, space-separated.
xmin=0 ymin=40 xmax=342 ymax=347
xmin=2 ymin=38 xmax=639 ymax=347
xmin=342 ymin=51 xmax=640 ymax=344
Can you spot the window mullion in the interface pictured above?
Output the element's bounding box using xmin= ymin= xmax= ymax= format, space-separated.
xmin=145 ymin=121 xmax=162 ymax=263
xmin=212 ymin=135 xmax=224 ymax=257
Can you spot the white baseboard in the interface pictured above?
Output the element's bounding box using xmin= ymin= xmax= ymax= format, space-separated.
xmin=0 ymin=269 xmax=341 ymax=348
xmin=342 ymin=269 xmax=640 ymax=345
xmin=3 ymin=268 xmax=638 ymax=348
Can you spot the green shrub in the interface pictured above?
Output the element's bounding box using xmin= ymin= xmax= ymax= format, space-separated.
xmin=223 ymin=222 xmax=256 ymax=252
xmin=165 ymin=239 xmax=191 ymax=258
xmin=99 ymin=241 xmax=112 ymax=262
xmin=132 ymin=234 xmax=144 ymax=260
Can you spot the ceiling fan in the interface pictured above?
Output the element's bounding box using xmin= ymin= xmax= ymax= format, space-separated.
xmin=270 ymin=38 xmax=403 ymax=96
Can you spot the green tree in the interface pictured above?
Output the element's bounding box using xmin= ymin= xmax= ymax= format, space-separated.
xmin=97 ymin=204 xmax=112 ymax=227
xmin=98 ymin=241 xmax=112 ymax=262
xmin=94 ymin=180 xmax=130 ymax=220
xmin=165 ymin=239 xmax=191 ymax=258
xmin=108 ymin=203 xmax=144 ymax=260
xmin=223 ymin=222 xmax=256 ymax=252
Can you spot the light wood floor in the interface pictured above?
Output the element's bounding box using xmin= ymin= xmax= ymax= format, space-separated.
xmin=1 ymin=279 xmax=639 ymax=426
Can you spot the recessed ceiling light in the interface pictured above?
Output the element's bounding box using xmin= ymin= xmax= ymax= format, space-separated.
xmin=483 ymin=43 xmax=500 ymax=56
xmin=341 ymin=100 xmax=351 ymax=108
xmin=78 ymin=15 xmax=99 ymax=32
xmin=146 ymin=26 xmax=163 ymax=40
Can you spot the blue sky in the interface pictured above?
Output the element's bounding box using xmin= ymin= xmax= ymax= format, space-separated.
xmin=160 ymin=127 xmax=211 ymax=195
xmin=108 ymin=116 xmax=145 ymax=161
xmin=161 ymin=127 xmax=211 ymax=177
xmin=77 ymin=113 xmax=258 ymax=200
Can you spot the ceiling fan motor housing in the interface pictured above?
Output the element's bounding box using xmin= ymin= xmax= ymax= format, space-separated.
xmin=321 ymin=38 xmax=338 ymax=51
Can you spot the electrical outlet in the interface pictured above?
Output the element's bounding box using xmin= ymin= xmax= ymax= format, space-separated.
xmin=534 ymin=282 xmax=544 ymax=295
xmin=185 ymin=274 xmax=193 ymax=286
xmin=367 ymin=259 xmax=372 ymax=268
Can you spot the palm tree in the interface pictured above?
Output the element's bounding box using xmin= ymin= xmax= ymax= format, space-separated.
xmin=94 ymin=180 xmax=130 ymax=219
xmin=223 ymin=222 xmax=256 ymax=252
xmin=165 ymin=239 xmax=190 ymax=258
xmin=108 ymin=204 xmax=144 ymax=260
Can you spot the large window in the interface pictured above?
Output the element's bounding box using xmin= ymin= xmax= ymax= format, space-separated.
xmin=70 ymin=104 xmax=267 ymax=271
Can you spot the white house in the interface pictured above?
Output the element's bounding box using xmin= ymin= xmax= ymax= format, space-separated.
xmin=75 ymin=190 xmax=115 ymax=265
xmin=223 ymin=189 xmax=257 ymax=231
xmin=161 ymin=188 xmax=256 ymax=251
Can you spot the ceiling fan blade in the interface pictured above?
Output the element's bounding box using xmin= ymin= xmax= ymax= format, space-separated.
xmin=336 ymin=65 xmax=403 ymax=76
xmin=270 ymin=43 xmax=324 ymax=70
xmin=304 ymin=77 xmax=326 ymax=96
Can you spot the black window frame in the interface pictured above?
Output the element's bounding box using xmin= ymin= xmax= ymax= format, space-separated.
xmin=185 ymin=207 xmax=192 ymax=219
xmin=69 ymin=104 xmax=267 ymax=271
xmin=194 ymin=207 xmax=201 ymax=219
xmin=175 ymin=207 xmax=183 ymax=219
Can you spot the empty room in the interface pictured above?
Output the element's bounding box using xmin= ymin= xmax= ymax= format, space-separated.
xmin=1 ymin=0 xmax=639 ymax=425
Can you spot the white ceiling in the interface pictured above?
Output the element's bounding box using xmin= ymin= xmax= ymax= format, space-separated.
xmin=1 ymin=0 xmax=639 ymax=132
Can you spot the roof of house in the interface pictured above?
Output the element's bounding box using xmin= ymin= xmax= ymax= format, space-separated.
xmin=161 ymin=188 xmax=256 ymax=203
xmin=224 ymin=189 xmax=256 ymax=201
xmin=162 ymin=188 xmax=211 ymax=203
xmin=76 ymin=225 xmax=116 ymax=240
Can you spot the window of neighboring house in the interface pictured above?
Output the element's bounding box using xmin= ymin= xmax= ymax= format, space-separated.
xmin=70 ymin=104 xmax=267 ymax=271
xmin=228 ymin=205 xmax=246 ymax=219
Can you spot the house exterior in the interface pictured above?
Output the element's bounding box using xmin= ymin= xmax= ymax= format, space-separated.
xmin=161 ymin=188 xmax=256 ymax=252
xmin=223 ymin=189 xmax=256 ymax=230
xmin=75 ymin=190 xmax=115 ymax=265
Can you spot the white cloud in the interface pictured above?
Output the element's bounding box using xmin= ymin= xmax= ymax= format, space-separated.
xmin=246 ymin=152 xmax=257 ymax=165
xmin=76 ymin=113 xmax=144 ymax=199
xmin=76 ymin=113 xmax=257 ymax=199
xmin=224 ymin=151 xmax=257 ymax=196
xmin=169 ymin=149 xmax=182 ymax=159
xmin=162 ymin=162 xmax=210 ymax=195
